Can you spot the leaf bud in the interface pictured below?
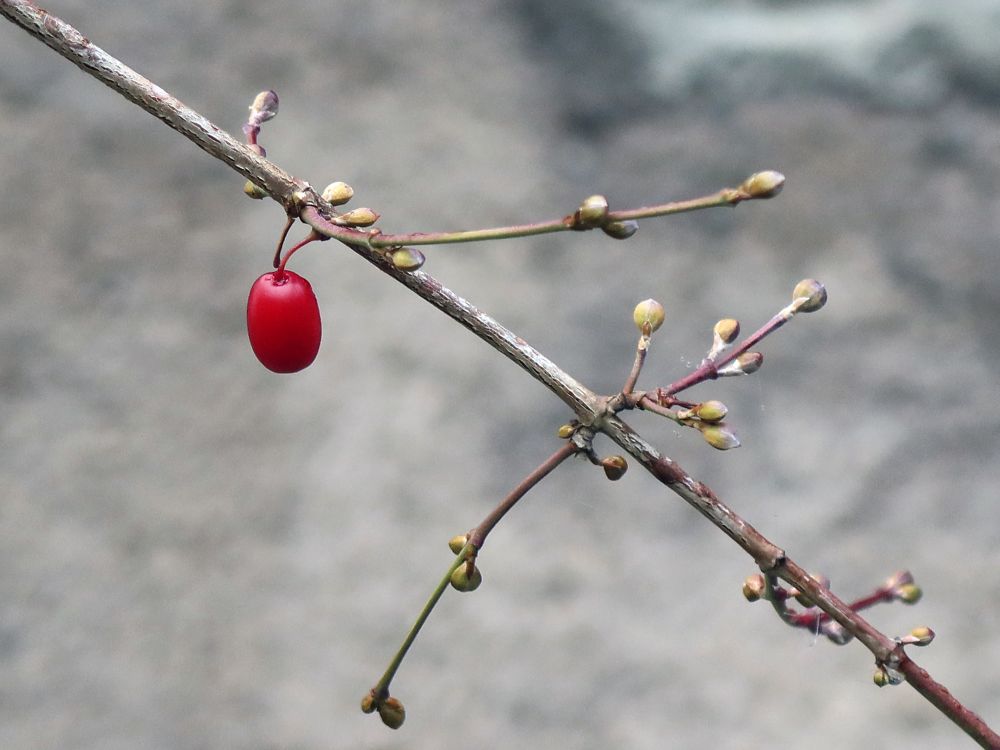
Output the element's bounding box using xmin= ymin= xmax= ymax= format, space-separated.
xmin=557 ymin=423 xmax=576 ymax=439
xmin=601 ymin=219 xmax=639 ymax=240
xmin=895 ymin=583 xmax=923 ymax=604
xmin=390 ymin=247 xmax=426 ymax=272
xmin=742 ymin=574 xmax=765 ymax=602
xmin=694 ymin=400 xmax=728 ymax=423
xmin=791 ymin=279 xmax=827 ymax=313
xmin=740 ymin=170 xmax=785 ymax=199
xmin=700 ymin=424 xmax=741 ymax=451
xmin=378 ymin=696 xmax=406 ymax=730
xmin=903 ymin=626 xmax=935 ymax=646
xmin=873 ymin=667 xmax=891 ymax=688
xmin=822 ymin=621 xmax=852 ymax=645
xmin=713 ymin=318 xmax=740 ymax=345
xmin=884 ymin=570 xmax=914 ymax=590
xmin=601 ymin=455 xmax=628 ymax=481
xmin=717 ymin=352 xmax=763 ymax=377
xmin=448 ymin=534 xmax=469 ymax=555
xmin=360 ymin=693 xmax=377 ymax=714
xmin=632 ymin=298 xmax=665 ymax=334
xmin=243 ymin=180 xmax=268 ymax=200
xmin=321 ymin=181 xmax=355 ymax=206
xmin=576 ymin=194 xmax=609 ymax=227
xmin=450 ymin=564 xmax=483 ymax=592
xmin=337 ymin=207 xmax=380 ymax=227
xmin=249 ymin=89 xmax=279 ymax=124
xmin=793 ymin=573 xmax=830 ymax=608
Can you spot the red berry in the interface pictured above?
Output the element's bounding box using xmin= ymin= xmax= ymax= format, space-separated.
xmin=246 ymin=270 xmax=322 ymax=373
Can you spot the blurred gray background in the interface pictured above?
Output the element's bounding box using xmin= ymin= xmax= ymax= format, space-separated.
xmin=3 ymin=1 xmax=1000 ymax=748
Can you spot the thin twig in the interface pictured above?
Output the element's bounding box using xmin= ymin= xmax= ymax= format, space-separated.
xmin=2 ymin=2 xmax=996 ymax=745
xmin=371 ymin=442 xmax=578 ymax=701
xmin=468 ymin=441 xmax=579 ymax=549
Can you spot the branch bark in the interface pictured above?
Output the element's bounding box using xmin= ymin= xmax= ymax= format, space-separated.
xmin=2 ymin=1 xmax=996 ymax=746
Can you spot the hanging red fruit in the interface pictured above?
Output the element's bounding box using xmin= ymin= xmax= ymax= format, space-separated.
xmin=246 ymin=270 xmax=322 ymax=373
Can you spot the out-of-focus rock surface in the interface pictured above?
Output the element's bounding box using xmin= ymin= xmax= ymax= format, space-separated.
xmin=2 ymin=1 xmax=998 ymax=748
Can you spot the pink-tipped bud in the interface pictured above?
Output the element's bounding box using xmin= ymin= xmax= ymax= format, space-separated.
xmin=884 ymin=571 xmax=914 ymax=590
xmin=248 ymin=90 xmax=279 ymax=125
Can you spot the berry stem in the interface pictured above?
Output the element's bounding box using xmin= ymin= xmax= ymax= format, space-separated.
xmin=276 ymin=229 xmax=322 ymax=274
xmin=272 ymin=216 xmax=295 ymax=269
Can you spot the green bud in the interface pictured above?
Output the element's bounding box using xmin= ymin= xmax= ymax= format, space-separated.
xmin=718 ymin=352 xmax=763 ymax=377
xmin=557 ymin=423 xmax=576 ymax=439
xmin=823 ymin=622 xmax=852 ymax=645
xmin=378 ymin=696 xmax=406 ymax=729
xmin=601 ymin=219 xmax=639 ymax=240
xmin=243 ymin=180 xmax=268 ymax=200
xmin=792 ymin=279 xmax=827 ymax=313
xmin=577 ymin=194 xmax=609 ymax=226
xmin=740 ymin=170 xmax=785 ymax=199
xmin=360 ymin=693 xmax=377 ymax=714
xmin=895 ymin=583 xmax=923 ymax=604
xmin=905 ymin=626 xmax=935 ymax=646
xmin=742 ymin=574 xmax=765 ymax=602
xmin=793 ymin=573 xmax=830 ymax=608
xmin=321 ymin=181 xmax=355 ymax=206
xmin=338 ymin=207 xmax=380 ymax=227
xmin=884 ymin=571 xmax=914 ymax=590
xmin=873 ymin=668 xmax=891 ymax=688
xmin=700 ymin=424 xmax=741 ymax=451
xmin=450 ymin=564 xmax=483 ymax=592
xmin=632 ymin=298 xmax=665 ymax=334
xmin=694 ymin=400 xmax=728 ymax=423
xmin=448 ymin=534 xmax=469 ymax=555
xmin=391 ymin=247 xmax=426 ymax=272
xmin=601 ymin=455 xmax=628 ymax=481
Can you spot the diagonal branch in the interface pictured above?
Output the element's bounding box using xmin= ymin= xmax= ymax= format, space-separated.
xmin=2 ymin=1 xmax=996 ymax=746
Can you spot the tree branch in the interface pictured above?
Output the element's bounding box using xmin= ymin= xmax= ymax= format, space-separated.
xmin=3 ymin=1 xmax=996 ymax=745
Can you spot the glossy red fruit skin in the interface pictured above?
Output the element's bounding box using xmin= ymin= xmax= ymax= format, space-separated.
xmin=246 ymin=270 xmax=322 ymax=373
